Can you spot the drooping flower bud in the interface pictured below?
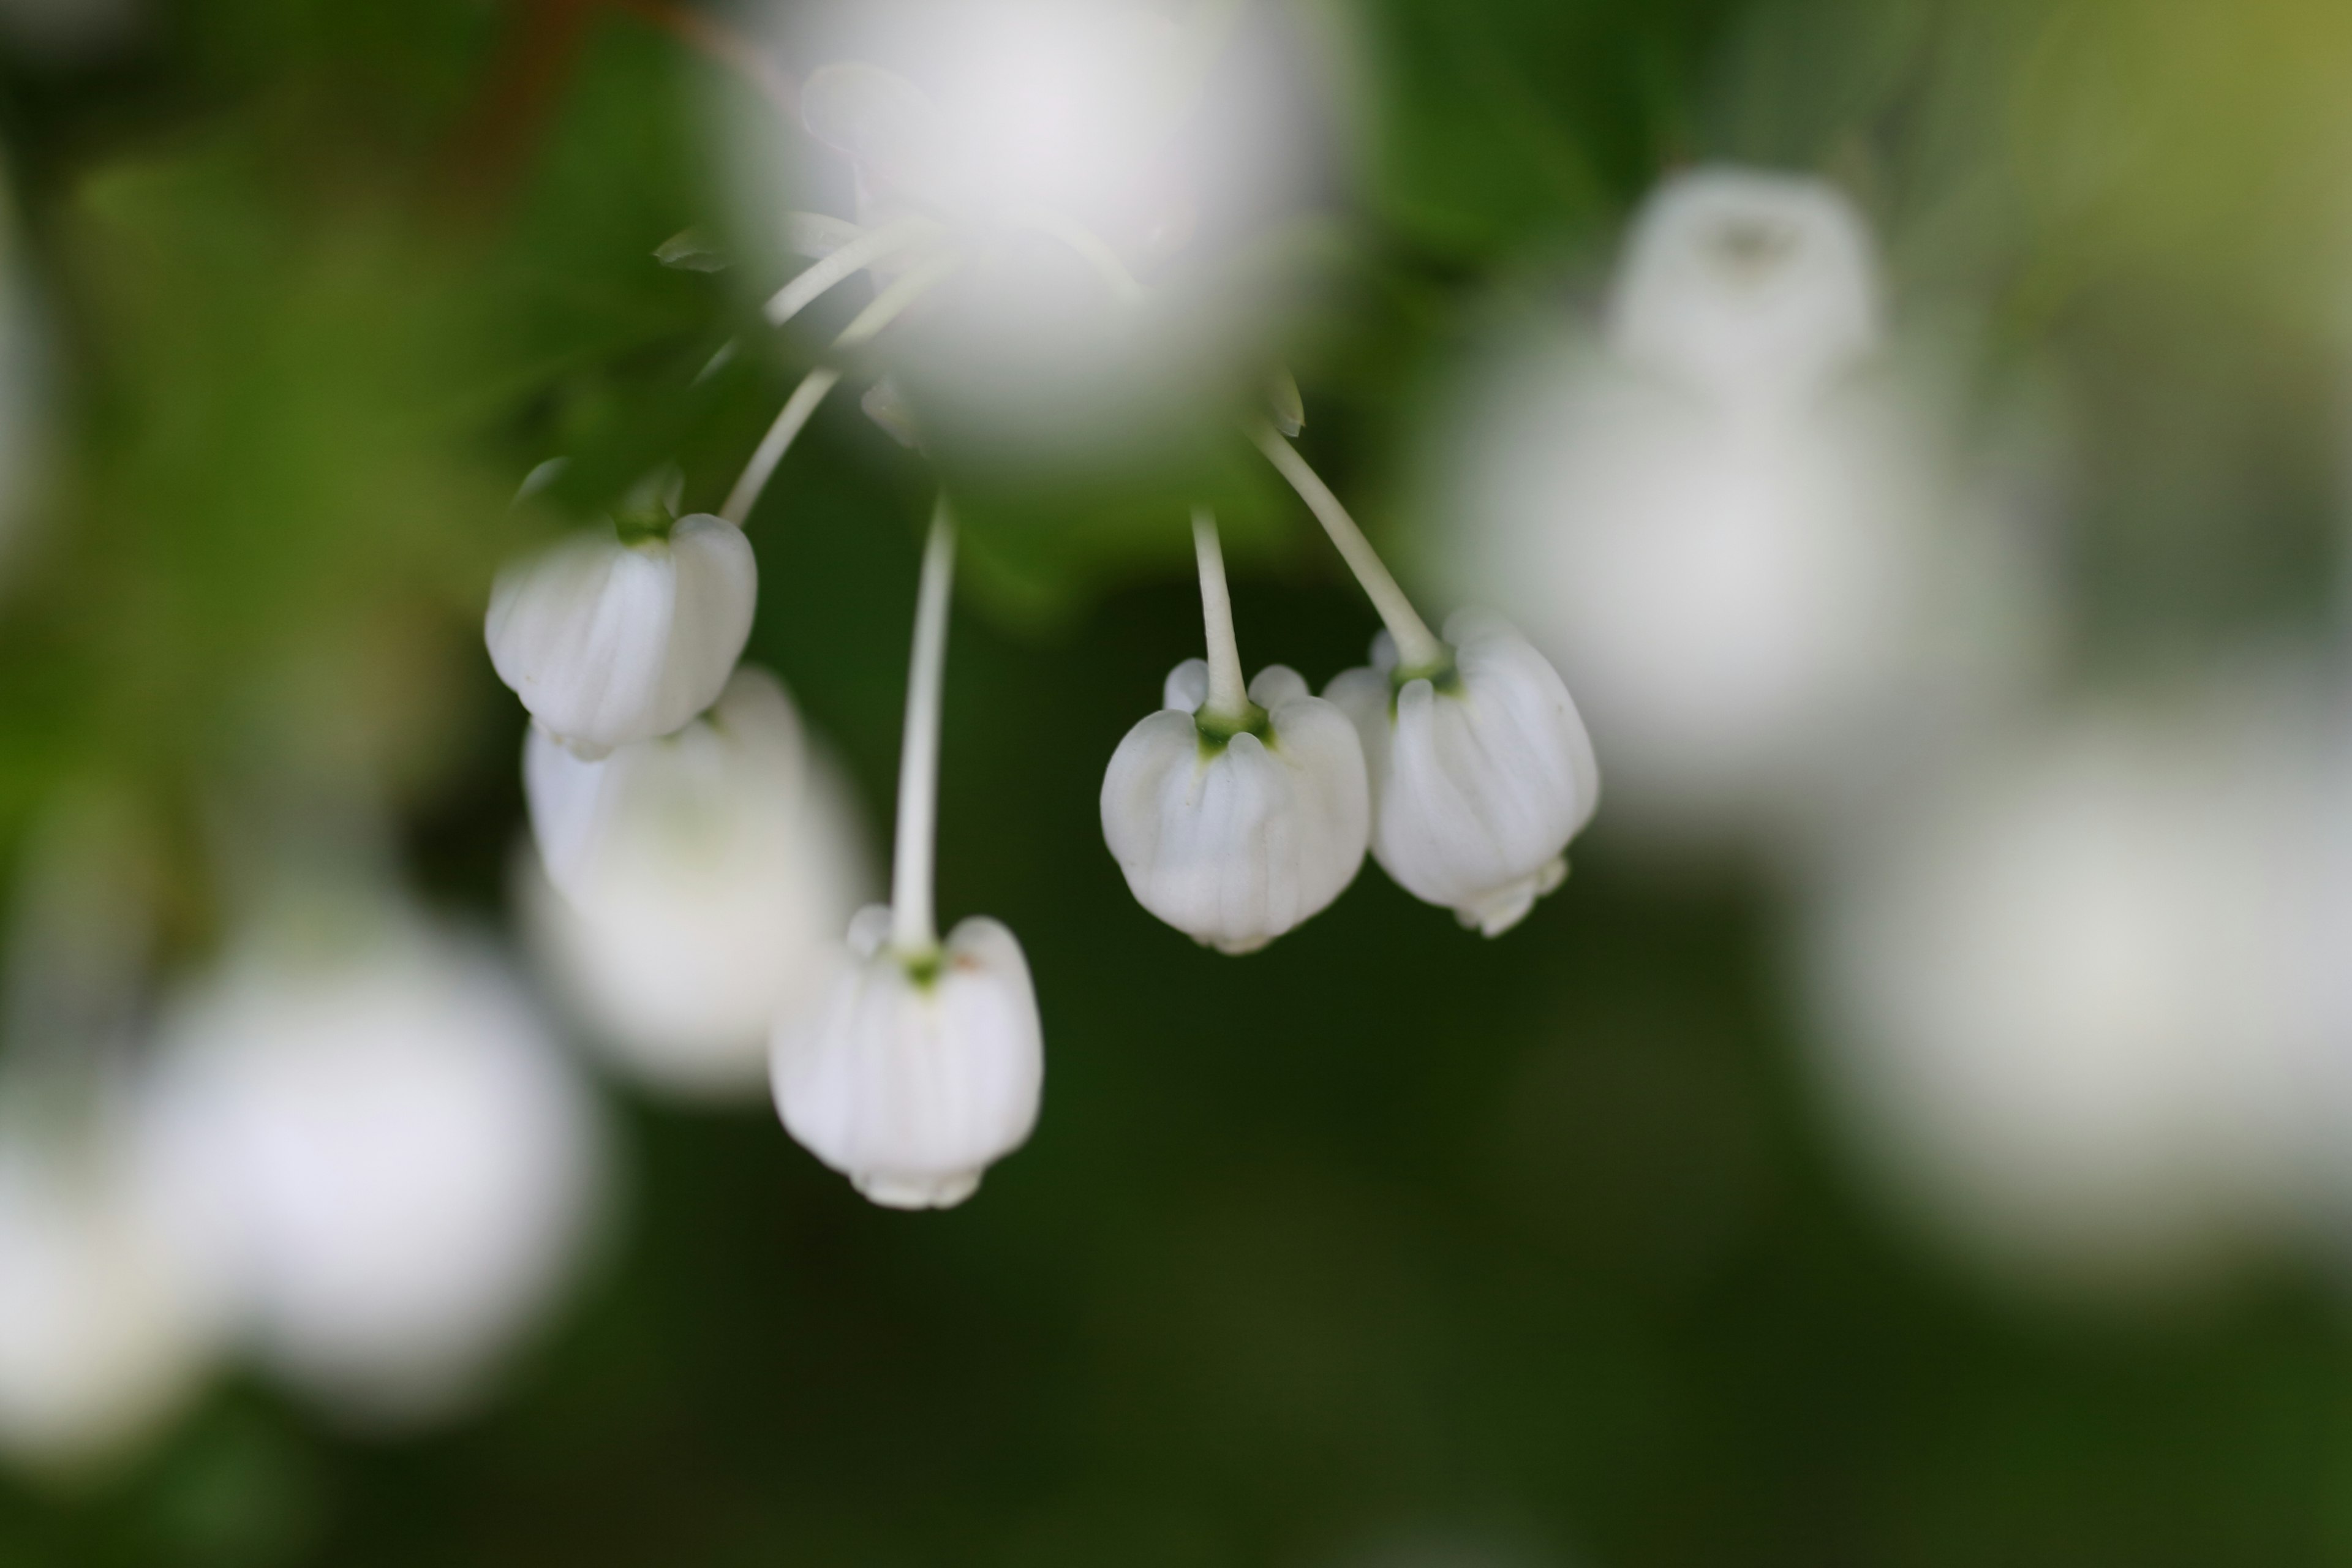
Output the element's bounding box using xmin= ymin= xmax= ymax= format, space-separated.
xmin=519 ymin=665 xmax=872 ymax=1098
xmin=772 ymin=906 xmax=1043 ymax=1210
xmin=1326 ymin=610 xmax=1600 ymax=936
xmin=485 ymin=513 xmax=756 ymax=758
xmin=1102 ymin=661 xmax=1367 ymax=954
xmin=770 ymin=500 xmax=1042 ymax=1209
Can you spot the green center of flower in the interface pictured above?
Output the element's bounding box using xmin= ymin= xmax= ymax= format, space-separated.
xmin=1194 ymin=700 xmax=1271 ymax=756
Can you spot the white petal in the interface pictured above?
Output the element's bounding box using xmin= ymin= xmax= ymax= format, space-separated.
xmin=1101 ymin=672 xmax=1368 ymax=953
xmin=1329 ymin=614 xmax=1596 ymax=933
xmin=771 ymin=913 xmax=1043 ymax=1209
xmin=485 ymin=516 xmax=756 ymax=753
xmin=1163 ymin=658 xmax=1210 ymax=714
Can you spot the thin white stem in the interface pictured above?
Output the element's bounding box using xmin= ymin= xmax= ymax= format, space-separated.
xmin=890 ymin=497 xmax=957 ymax=958
xmin=1191 ymin=508 xmax=1250 ymax=722
xmin=722 ymin=367 xmax=839 ymax=526
xmin=764 ymin=214 xmax=939 ymax=328
xmin=1248 ymin=421 xmax=1445 ymax=671
xmin=722 ymin=249 xmax=965 ymax=527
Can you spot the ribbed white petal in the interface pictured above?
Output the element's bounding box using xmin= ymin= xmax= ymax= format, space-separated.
xmin=1328 ymin=612 xmax=1598 ymax=935
xmin=1101 ymin=662 xmax=1368 ymax=954
xmin=486 ymin=514 xmax=756 ymax=756
xmin=771 ymin=912 xmax=1042 ymax=1210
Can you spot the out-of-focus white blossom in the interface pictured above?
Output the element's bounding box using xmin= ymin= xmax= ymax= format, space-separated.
xmin=1801 ymin=673 xmax=2341 ymax=1292
xmin=0 ymin=1085 xmax=232 ymax=1474
xmin=151 ymin=902 xmax=605 ymax=1423
xmin=485 ymin=514 xmax=756 ymax=758
xmin=520 ymin=665 xmax=872 ymax=1098
xmin=772 ymin=905 xmax=1044 ymax=1210
xmin=1606 ymin=167 xmax=1881 ymax=405
xmin=1433 ymin=167 xmax=2041 ymax=845
xmin=1102 ymin=659 xmax=1366 ymax=954
xmin=1326 ymin=611 xmax=1599 ymax=936
xmin=718 ymin=0 xmax=1326 ymax=478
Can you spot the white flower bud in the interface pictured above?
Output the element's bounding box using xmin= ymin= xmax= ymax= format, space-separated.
xmin=1605 ymin=167 xmax=1880 ymax=405
xmin=519 ymin=665 xmax=872 ymax=1098
xmin=1326 ymin=610 xmax=1600 ymax=936
xmin=1101 ymin=660 xmax=1367 ymax=954
xmin=149 ymin=903 xmax=605 ymax=1424
xmin=485 ymin=514 xmax=756 ymax=758
xmin=772 ymin=908 xmax=1042 ymax=1210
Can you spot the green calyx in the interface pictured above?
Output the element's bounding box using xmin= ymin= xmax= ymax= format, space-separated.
xmin=613 ymin=507 xmax=676 ymax=546
xmin=897 ymin=946 xmax=943 ymax=990
xmin=1194 ymin=701 xmax=1271 ymax=756
xmin=1389 ymin=647 xmax=1458 ymax=693
xmin=1386 ymin=646 xmax=1460 ymax=715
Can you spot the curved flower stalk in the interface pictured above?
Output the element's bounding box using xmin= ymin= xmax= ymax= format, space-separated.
xmin=149 ymin=895 xmax=606 ymax=1424
xmin=519 ymin=664 xmax=873 ymax=1099
xmin=1253 ymin=423 xmax=1600 ymax=935
xmin=1102 ymin=510 xmax=1367 ymax=953
xmin=486 ymin=511 xmax=756 ymax=758
xmin=772 ymin=503 xmax=1042 ymax=1210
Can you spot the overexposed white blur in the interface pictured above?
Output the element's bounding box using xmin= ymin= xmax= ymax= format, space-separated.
xmin=729 ymin=0 xmax=1333 ymax=458
xmin=520 ymin=665 xmax=873 ymax=1099
xmin=0 ymin=801 xmax=230 ymax=1474
xmin=1430 ymin=168 xmax=2043 ymax=848
xmin=0 ymin=1084 xmax=232 ymax=1474
xmin=151 ymin=892 xmax=606 ymax=1425
xmin=1800 ymin=666 xmax=2345 ymax=1294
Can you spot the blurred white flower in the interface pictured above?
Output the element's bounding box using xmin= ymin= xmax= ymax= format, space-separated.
xmin=773 ymin=905 xmax=1043 ymax=1210
xmin=1801 ymin=671 xmax=2340 ymax=1292
xmin=1101 ymin=511 xmax=1367 ymax=954
xmin=717 ymin=0 xmax=1326 ymax=516
xmin=0 ymin=1085 xmax=232 ymax=1474
xmin=519 ymin=664 xmax=873 ymax=1099
xmin=1605 ymin=167 xmax=1881 ymax=406
xmin=151 ymin=902 xmax=606 ymax=1423
xmin=771 ymin=502 xmax=1042 ymax=1208
xmin=485 ymin=514 xmax=756 ymax=758
xmin=1327 ymin=611 xmax=1599 ymax=936
xmin=1431 ymin=167 xmax=2042 ymax=846
xmin=1103 ymin=660 xmax=1367 ymax=954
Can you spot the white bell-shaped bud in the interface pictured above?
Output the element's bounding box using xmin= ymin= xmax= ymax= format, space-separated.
xmin=149 ymin=902 xmax=606 ymax=1425
xmin=1605 ymin=167 xmax=1880 ymax=406
xmin=485 ymin=513 xmax=756 ymax=758
xmin=1101 ymin=659 xmax=1367 ymax=954
xmin=0 ymin=1085 xmax=233 ymax=1474
xmin=772 ymin=907 xmax=1042 ymax=1210
xmin=519 ymin=665 xmax=872 ymax=1098
xmin=1327 ymin=610 xmax=1600 ymax=936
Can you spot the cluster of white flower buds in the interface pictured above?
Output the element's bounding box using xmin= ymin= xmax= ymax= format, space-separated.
xmin=1106 ymin=461 xmax=1600 ymax=954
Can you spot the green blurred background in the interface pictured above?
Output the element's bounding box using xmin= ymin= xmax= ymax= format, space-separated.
xmin=6 ymin=0 xmax=2352 ymax=1562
